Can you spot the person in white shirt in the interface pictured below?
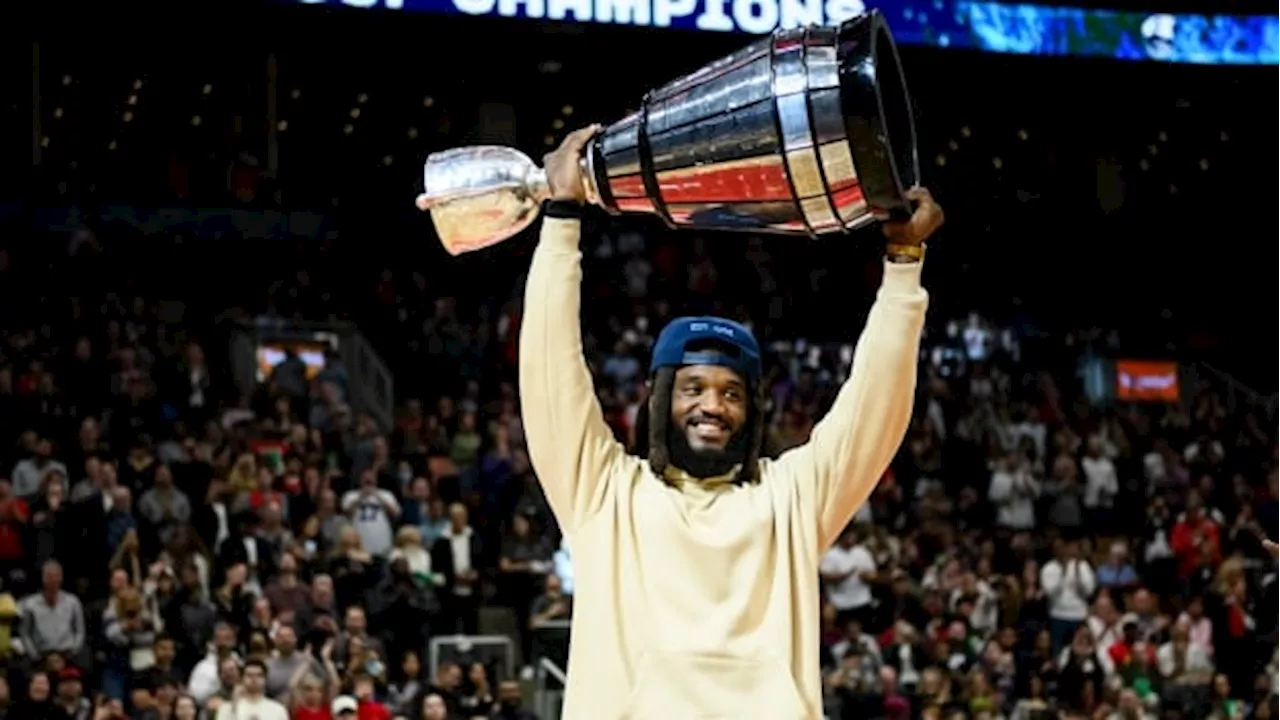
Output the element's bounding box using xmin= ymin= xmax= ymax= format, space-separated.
xmin=1080 ymin=436 xmax=1119 ymax=530
xmin=820 ymin=527 xmax=878 ymax=627
xmin=216 ymin=658 xmax=289 ymax=720
xmin=435 ymin=503 xmax=482 ymax=634
xmin=553 ymin=537 xmax=574 ymax=596
xmin=1174 ymin=596 xmax=1214 ymax=656
xmin=1156 ymin=619 xmax=1214 ymax=682
xmin=953 ymin=572 xmax=1000 ymax=636
xmin=961 ymin=313 xmax=992 ymax=362
xmin=1041 ymin=538 xmax=1097 ymax=654
xmin=188 ymin=623 xmax=240 ymax=704
xmin=988 ymin=450 xmax=1040 ymax=531
xmin=1008 ymin=410 xmax=1046 ymax=462
xmin=829 ymin=618 xmax=882 ymax=666
xmin=11 ymin=438 xmax=70 ymax=499
xmin=388 ymin=525 xmax=436 ymax=588
xmin=341 ymin=470 xmax=401 ymax=557
xmin=1085 ymin=594 xmax=1126 ymax=675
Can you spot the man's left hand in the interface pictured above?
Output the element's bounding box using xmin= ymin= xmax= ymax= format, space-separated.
xmin=882 ymin=186 xmax=944 ymax=247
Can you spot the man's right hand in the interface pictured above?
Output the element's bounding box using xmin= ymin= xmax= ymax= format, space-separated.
xmin=1265 ymin=539 xmax=1278 ymax=559
xmin=543 ymin=125 xmax=601 ymax=203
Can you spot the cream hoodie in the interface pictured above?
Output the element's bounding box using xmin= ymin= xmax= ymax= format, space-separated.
xmin=519 ymin=218 xmax=927 ymax=719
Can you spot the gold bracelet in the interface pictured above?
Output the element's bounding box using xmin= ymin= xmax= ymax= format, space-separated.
xmin=885 ymin=242 xmax=925 ymax=263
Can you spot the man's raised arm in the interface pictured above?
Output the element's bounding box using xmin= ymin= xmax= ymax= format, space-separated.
xmin=519 ymin=125 xmax=625 ymax=533
xmin=776 ymin=188 xmax=943 ymax=549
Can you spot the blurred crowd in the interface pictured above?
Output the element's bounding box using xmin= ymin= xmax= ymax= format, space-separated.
xmin=0 ymin=5 xmax=1275 ymax=719
xmin=815 ymin=327 xmax=1278 ymax=720
xmin=1 ymin=206 xmax=1275 ymax=720
xmin=12 ymin=56 xmax=1280 ymax=712
xmin=0 ymin=232 xmax=552 ymax=720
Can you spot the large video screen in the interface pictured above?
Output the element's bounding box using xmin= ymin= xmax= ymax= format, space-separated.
xmin=285 ymin=0 xmax=1279 ymax=65
xmin=255 ymin=339 xmax=337 ymax=383
xmin=1115 ymin=359 xmax=1181 ymax=402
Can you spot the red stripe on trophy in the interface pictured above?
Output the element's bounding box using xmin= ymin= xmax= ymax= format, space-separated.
xmin=827 ymin=175 xmax=859 ymax=192
xmin=830 ymin=183 xmax=866 ymax=208
xmin=608 ymin=174 xmax=647 ymax=198
xmin=656 ymin=157 xmax=793 ymax=204
xmin=775 ymin=36 xmax=804 ymax=52
xmin=614 ymin=197 xmax=656 ymax=214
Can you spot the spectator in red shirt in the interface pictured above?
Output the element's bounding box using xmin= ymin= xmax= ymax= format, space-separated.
xmin=292 ymin=674 xmax=333 ymax=720
xmin=1105 ymin=620 xmax=1147 ymax=670
xmin=1170 ymin=497 xmax=1221 ymax=578
xmin=0 ymin=477 xmax=29 ymax=586
xmin=348 ymin=674 xmax=391 ymax=720
xmin=248 ymin=470 xmax=286 ymax=515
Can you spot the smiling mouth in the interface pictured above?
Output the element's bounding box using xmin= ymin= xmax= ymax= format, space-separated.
xmin=688 ymin=419 xmax=730 ymax=444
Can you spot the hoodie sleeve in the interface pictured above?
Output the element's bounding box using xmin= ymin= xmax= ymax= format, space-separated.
xmin=519 ymin=217 xmax=627 ymax=533
xmin=774 ymin=260 xmax=928 ymax=550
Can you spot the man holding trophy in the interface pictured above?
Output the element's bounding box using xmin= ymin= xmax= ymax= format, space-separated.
xmin=419 ymin=15 xmax=940 ymax=717
xmin=516 ymin=122 xmax=940 ymax=718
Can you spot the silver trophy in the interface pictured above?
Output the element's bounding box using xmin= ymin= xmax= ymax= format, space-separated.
xmin=417 ymin=11 xmax=920 ymax=256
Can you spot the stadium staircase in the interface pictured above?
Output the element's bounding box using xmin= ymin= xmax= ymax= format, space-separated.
xmin=1184 ymin=361 xmax=1277 ymax=417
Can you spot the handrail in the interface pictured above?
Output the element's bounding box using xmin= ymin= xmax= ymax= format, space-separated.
xmin=538 ymin=657 xmax=568 ymax=684
xmin=534 ymin=657 xmax=568 ymax=720
xmin=427 ymin=634 xmax=514 ymax=681
xmin=347 ymin=330 xmax=395 ymax=432
xmin=1189 ymin=361 xmax=1277 ymax=419
xmin=1192 ymin=361 xmax=1264 ymax=394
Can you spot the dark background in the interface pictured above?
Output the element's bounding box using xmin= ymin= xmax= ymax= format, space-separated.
xmin=3 ymin=0 xmax=1276 ymax=390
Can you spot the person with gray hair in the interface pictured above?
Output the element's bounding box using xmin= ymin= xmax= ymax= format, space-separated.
xmin=17 ymin=560 xmax=86 ymax=662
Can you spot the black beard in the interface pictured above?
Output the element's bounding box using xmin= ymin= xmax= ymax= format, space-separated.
xmin=666 ymin=423 xmax=749 ymax=480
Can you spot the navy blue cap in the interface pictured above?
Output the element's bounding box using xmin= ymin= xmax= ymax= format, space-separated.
xmin=650 ymin=316 xmax=761 ymax=384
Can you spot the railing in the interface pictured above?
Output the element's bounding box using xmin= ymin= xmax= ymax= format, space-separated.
xmin=427 ymin=635 xmax=514 ymax=682
xmin=530 ymin=619 xmax=571 ymax=720
xmin=1182 ymin=361 xmax=1274 ymax=417
xmin=534 ymin=656 xmax=568 ymax=720
xmin=225 ymin=318 xmax=396 ymax=434
xmin=344 ymin=330 xmax=395 ymax=432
